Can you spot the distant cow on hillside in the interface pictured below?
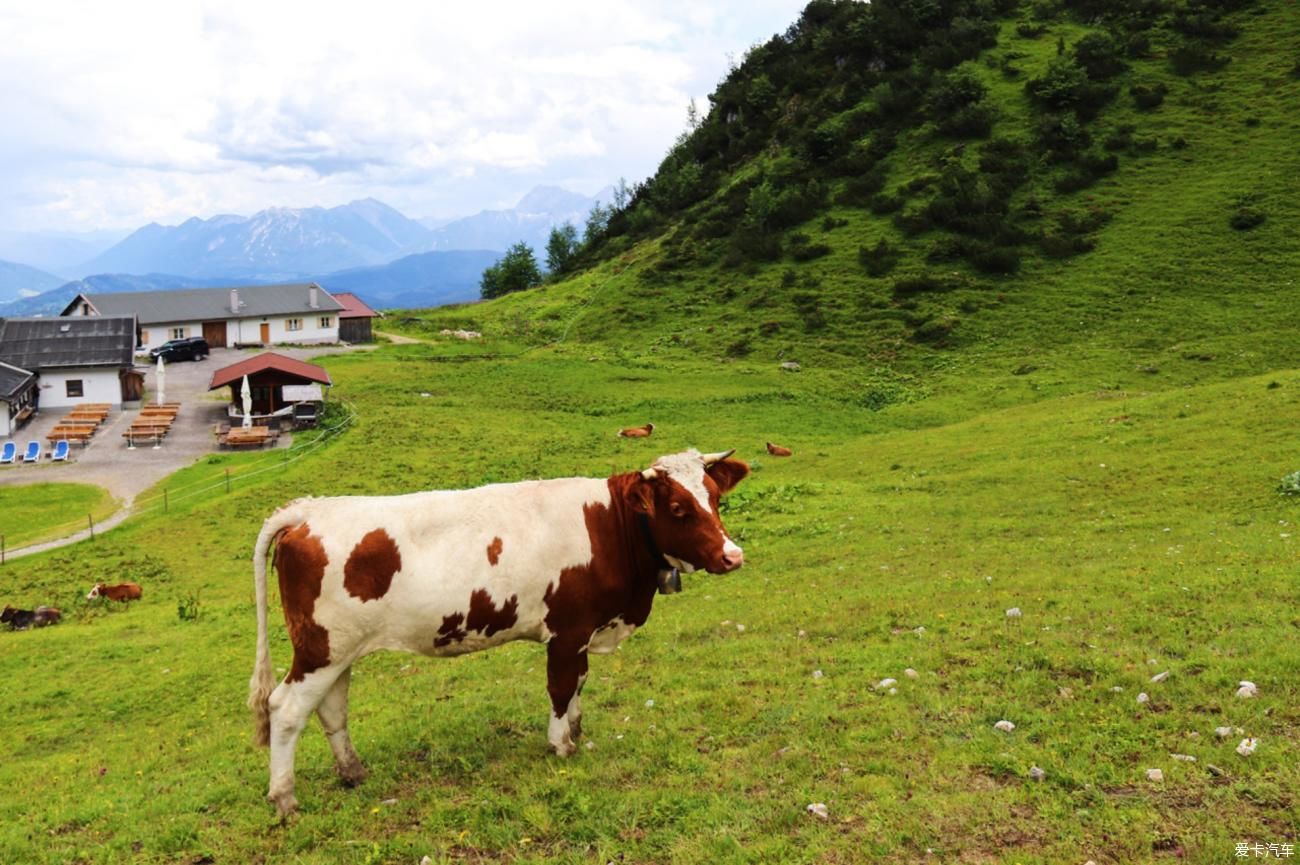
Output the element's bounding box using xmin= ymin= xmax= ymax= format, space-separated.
xmin=248 ymin=448 xmax=749 ymax=816
xmin=87 ymin=582 xmax=143 ymax=602
xmin=2 ymin=605 xmax=62 ymax=630
xmin=618 ymin=423 xmax=654 ymax=438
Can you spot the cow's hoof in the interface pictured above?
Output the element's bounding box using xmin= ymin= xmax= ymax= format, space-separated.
xmin=269 ymin=792 xmax=299 ymax=819
xmin=337 ymin=760 xmax=368 ymax=787
xmin=550 ymin=739 xmax=577 ymax=758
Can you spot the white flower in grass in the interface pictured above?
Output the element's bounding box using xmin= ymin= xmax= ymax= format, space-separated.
xmin=806 ymin=802 xmax=829 ymax=820
xmin=1235 ymin=681 xmax=1258 ymax=699
xmin=1236 ymin=738 xmax=1257 ymax=757
xmin=1145 ymin=768 xmax=1164 ymax=782
xmin=994 ymin=720 xmax=1016 ymax=733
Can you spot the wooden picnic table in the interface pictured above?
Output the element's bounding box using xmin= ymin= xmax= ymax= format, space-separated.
xmin=140 ymin=406 xmax=179 ymax=414
xmin=67 ymin=409 xmax=108 ymax=420
xmin=47 ymin=429 xmax=94 ymax=443
xmin=221 ymin=427 xmax=272 ymax=448
xmin=57 ymin=418 xmax=100 ymax=428
xmin=128 ymin=422 xmax=172 ymax=434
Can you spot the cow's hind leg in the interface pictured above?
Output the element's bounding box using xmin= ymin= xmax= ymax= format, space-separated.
xmin=317 ymin=665 xmax=367 ymax=786
xmin=546 ymin=639 xmax=588 ymax=757
xmin=267 ymin=665 xmax=345 ymax=817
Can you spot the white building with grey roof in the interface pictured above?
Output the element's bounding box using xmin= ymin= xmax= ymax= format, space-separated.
xmin=61 ymin=282 xmax=344 ymax=352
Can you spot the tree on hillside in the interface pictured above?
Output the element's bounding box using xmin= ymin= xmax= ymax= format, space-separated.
xmin=545 ymin=222 xmax=580 ymax=277
xmin=480 ymin=242 xmax=542 ymax=299
xmin=583 ymin=202 xmax=611 ymax=247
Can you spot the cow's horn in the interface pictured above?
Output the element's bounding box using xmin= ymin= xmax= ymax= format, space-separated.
xmin=701 ymin=449 xmax=735 ymax=466
xmin=642 ymin=467 xmax=658 ymax=480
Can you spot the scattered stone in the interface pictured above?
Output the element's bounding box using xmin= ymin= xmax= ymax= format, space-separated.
xmin=888 ymin=688 xmax=898 ymax=695
xmin=736 ymin=623 xmax=746 ymax=633
xmin=1145 ymin=768 xmax=1164 ymax=782
xmin=806 ymin=802 xmax=829 ymax=820
xmin=1214 ymin=726 xmax=1233 ymax=739
xmin=1005 ymin=607 xmax=1023 ymax=618
xmin=876 ymin=678 xmax=898 ymax=690
xmin=1206 ymin=764 xmax=1226 ymax=778
xmin=1136 ymin=692 xmax=1150 ymax=704
xmin=1151 ymin=671 xmax=1170 ymax=683
xmin=645 ymin=699 xmax=655 ymax=708
xmin=421 ymin=857 xmax=434 ymax=865
xmin=1170 ymin=754 xmax=1196 ymax=762
xmin=994 ymin=720 xmax=1016 ymax=733
xmin=904 ymin=668 xmax=919 ymax=679
xmin=1029 ymin=766 xmax=1046 ymax=781
xmin=1110 ymin=686 xmax=1125 ymax=693
xmin=1236 ymin=738 xmax=1257 ymax=757
xmin=419 ymin=392 xmax=431 ymax=398
xmin=1058 ymin=687 xmax=1073 ymax=699
xmin=780 ymin=361 xmax=802 ymax=372
xmin=1235 ymin=681 xmax=1258 ymax=699
xmin=381 ymin=797 xmax=398 ymax=805
xmin=797 ymin=629 xmax=807 ymax=638
xmin=585 ymin=741 xmax=596 ymax=751
xmin=812 ymin=670 xmax=824 ymax=680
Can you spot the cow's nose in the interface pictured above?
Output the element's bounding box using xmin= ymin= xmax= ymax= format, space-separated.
xmin=721 ymin=545 xmax=744 ymax=571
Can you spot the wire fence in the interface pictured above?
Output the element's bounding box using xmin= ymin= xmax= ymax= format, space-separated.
xmin=0 ymin=400 xmax=357 ymax=563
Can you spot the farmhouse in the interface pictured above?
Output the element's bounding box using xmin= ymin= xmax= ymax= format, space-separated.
xmin=208 ymin=352 xmax=332 ymax=423
xmin=331 ymin=292 xmax=382 ymax=343
xmin=61 ymin=283 xmax=344 ymax=352
xmin=0 ymin=315 xmax=141 ymax=427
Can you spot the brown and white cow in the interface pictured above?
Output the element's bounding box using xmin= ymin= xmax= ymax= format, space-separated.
xmin=248 ymin=448 xmax=749 ymax=816
xmin=86 ymin=582 xmax=143 ymax=601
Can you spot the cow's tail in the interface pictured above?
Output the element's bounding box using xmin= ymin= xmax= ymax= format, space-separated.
xmin=248 ymin=504 xmax=303 ymax=747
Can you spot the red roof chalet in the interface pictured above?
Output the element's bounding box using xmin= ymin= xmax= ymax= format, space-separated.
xmin=331 ymin=292 xmax=381 ymax=320
xmin=208 ymin=352 xmax=332 ymax=390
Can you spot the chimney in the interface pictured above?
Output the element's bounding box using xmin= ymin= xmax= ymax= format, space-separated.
xmin=309 ymin=285 xmax=319 ymax=309
xmin=229 ymin=288 xmax=240 ymax=313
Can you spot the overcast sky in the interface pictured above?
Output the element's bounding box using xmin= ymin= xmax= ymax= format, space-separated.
xmin=0 ymin=0 xmax=806 ymax=233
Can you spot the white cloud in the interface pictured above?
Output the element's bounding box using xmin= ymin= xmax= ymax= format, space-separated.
xmin=0 ymin=0 xmax=805 ymax=231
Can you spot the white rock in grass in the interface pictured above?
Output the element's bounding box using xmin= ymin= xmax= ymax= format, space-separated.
xmin=1029 ymin=766 xmax=1046 ymax=781
xmin=1145 ymin=768 xmax=1164 ymax=782
xmin=1235 ymin=681 xmax=1258 ymax=699
xmin=806 ymin=802 xmax=829 ymax=820
xmin=812 ymin=670 xmax=824 ymax=680
xmin=736 ymin=623 xmax=746 ymax=633
xmin=1214 ymin=726 xmax=1233 ymax=739
xmin=1110 ymin=686 xmax=1125 ymax=693
xmin=1006 ymin=607 xmax=1022 ymax=618
xmin=876 ymin=678 xmax=898 ymax=690
xmin=1236 ymin=738 xmax=1258 ymax=757
xmin=1136 ymin=692 xmax=1150 ymax=704
xmin=585 ymin=741 xmax=596 ymax=751
xmin=421 ymin=857 xmax=434 ymax=865
xmin=888 ymin=688 xmax=898 ymax=695
xmin=1171 ymin=754 xmax=1196 ymax=762
xmin=904 ymin=668 xmax=919 ymax=679
xmin=645 ymin=699 xmax=655 ymax=708
xmin=1151 ymin=671 xmax=1170 ymax=683
xmin=994 ymin=720 xmax=1016 ymax=733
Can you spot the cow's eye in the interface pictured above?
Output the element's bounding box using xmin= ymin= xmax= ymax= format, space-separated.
xmin=669 ymin=501 xmax=689 ymax=518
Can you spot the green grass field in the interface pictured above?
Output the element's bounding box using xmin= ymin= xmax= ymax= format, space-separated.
xmin=0 ymin=339 xmax=1296 ymax=864
xmin=0 ymin=482 xmax=119 ymax=552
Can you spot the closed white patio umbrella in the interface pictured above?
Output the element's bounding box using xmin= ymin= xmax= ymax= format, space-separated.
xmin=241 ymin=374 xmax=253 ymax=428
xmin=155 ymin=355 xmax=166 ymax=406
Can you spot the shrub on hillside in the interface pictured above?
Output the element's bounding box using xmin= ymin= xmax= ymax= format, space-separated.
xmin=892 ymin=273 xmax=960 ymax=298
xmin=1229 ymin=206 xmax=1266 ymax=231
xmin=1130 ymin=82 xmax=1168 ymax=110
xmin=788 ymin=233 xmax=833 ymax=261
xmin=1170 ymin=39 xmax=1230 ymax=75
xmin=1073 ymin=32 xmax=1127 ymax=79
xmin=1016 ymin=20 xmax=1048 ymax=37
xmin=1025 ymin=56 xmax=1115 ymax=118
xmin=1037 ymin=112 xmax=1092 ymax=160
xmin=836 ymin=169 xmax=888 ymax=207
xmin=859 ymin=239 xmax=902 ymax=276
xmin=870 ymin=193 xmax=904 ymax=215
xmin=939 ymin=105 xmax=996 ymax=138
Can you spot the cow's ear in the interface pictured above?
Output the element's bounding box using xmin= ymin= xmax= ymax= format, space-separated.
xmin=706 ymin=458 xmax=750 ymax=494
xmin=630 ymin=474 xmax=657 ymax=515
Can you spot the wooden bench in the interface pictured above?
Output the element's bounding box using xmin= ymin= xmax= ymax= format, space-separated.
xmin=221 ymin=427 xmax=272 ymax=448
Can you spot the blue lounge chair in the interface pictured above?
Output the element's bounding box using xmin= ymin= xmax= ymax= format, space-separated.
xmin=21 ymin=441 xmax=39 ymax=463
xmin=51 ymin=440 xmax=70 ymax=462
xmin=0 ymin=442 xmax=14 ymax=464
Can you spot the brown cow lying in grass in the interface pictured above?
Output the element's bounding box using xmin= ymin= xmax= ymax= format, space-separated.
xmin=2 ymin=605 xmax=61 ymax=630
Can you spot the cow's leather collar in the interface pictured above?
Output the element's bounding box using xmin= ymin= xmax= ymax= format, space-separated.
xmin=637 ymin=514 xmax=682 ymax=595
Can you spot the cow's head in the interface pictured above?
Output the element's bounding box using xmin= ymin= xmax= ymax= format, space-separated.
xmin=0 ymin=606 xmax=15 ymax=623
xmin=86 ymin=584 xmax=103 ymax=600
xmin=630 ymin=448 xmax=749 ymax=574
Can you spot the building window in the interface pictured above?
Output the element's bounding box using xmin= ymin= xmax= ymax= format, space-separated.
xmin=66 ymin=380 xmax=84 ymax=398
xmin=286 ymin=318 xmax=302 ymax=332
xmin=318 ymin=316 xmax=332 ymax=329
xmin=171 ymin=326 xmax=186 ymax=340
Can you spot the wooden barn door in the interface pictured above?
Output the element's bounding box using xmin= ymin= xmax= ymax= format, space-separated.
xmin=202 ymin=321 xmax=228 ymax=348
xmin=260 ymin=322 xmax=270 ymax=344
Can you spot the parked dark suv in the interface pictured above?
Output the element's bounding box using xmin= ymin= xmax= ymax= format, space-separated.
xmin=150 ymin=336 xmax=210 ymax=362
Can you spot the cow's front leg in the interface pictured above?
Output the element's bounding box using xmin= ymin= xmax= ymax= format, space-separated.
xmin=546 ymin=638 xmax=588 ymax=757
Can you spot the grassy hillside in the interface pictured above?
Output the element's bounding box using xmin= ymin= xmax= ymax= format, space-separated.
xmin=1 ymin=1 xmax=1298 ymax=863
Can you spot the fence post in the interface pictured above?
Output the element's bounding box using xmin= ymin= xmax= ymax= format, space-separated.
xmin=88 ymin=514 xmax=94 ymax=541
